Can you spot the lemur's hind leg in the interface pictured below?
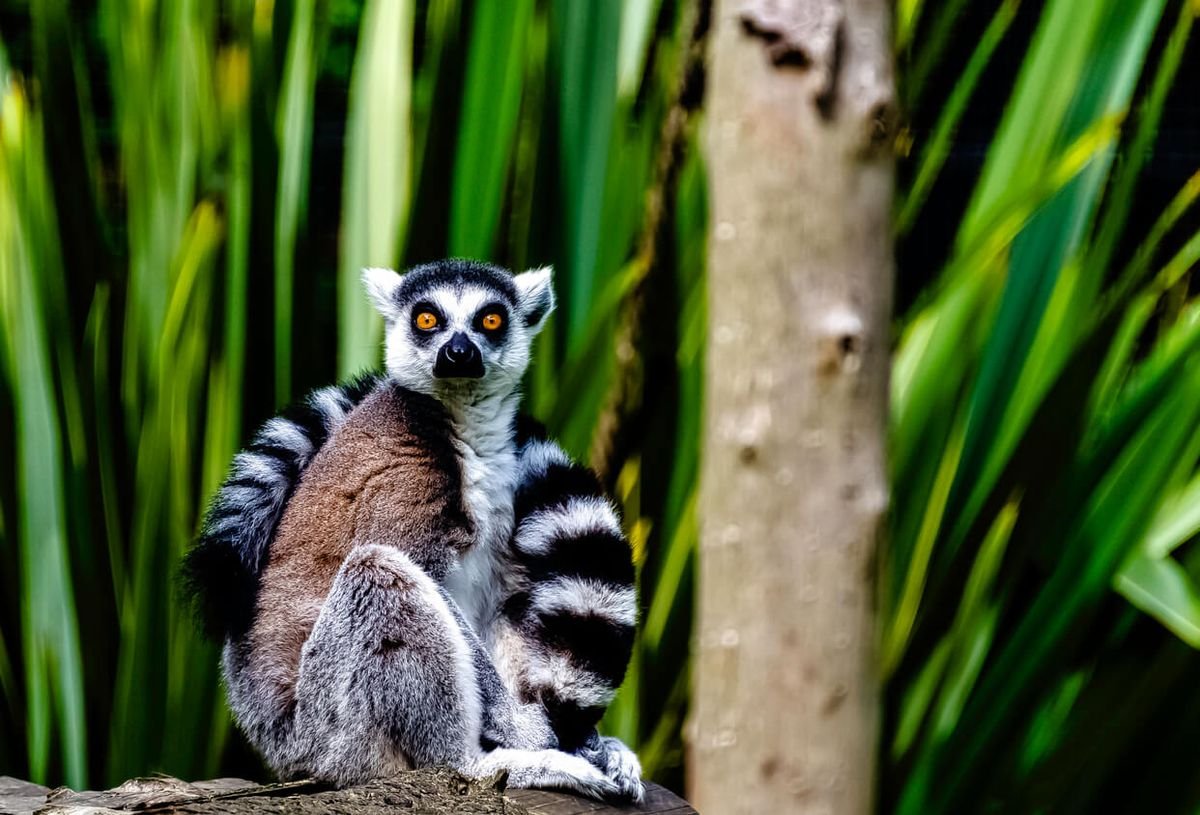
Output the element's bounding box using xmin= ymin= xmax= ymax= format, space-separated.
xmin=289 ymin=544 xmax=477 ymax=784
xmin=291 ymin=544 xmax=620 ymax=799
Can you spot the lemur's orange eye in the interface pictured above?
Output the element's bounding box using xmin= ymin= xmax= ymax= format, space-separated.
xmin=415 ymin=311 xmax=439 ymax=330
xmin=481 ymin=312 xmax=503 ymax=331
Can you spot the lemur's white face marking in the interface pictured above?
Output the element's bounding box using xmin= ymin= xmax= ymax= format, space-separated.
xmin=362 ymin=261 xmax=554 ymax=402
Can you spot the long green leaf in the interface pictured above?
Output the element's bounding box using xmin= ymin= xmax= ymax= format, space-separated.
xmin=0 ymin=78 xmax=88 ymax=787
xmin=449 ymin=0 xmax=534 ymax=258
xmin=338 ymin=0 xmax=413 ymax=376
xmin=897 ymin=0 xmax=1019 ymax=235
xmin=1115 ymin=555 xmax=1200 ymax=648
xmin=554 ymin=0 xmax=622 ymax=352
xmin=938 ymin=0 xmax=1165 ymax=579
xmin=275 ymin=0 xmax=326 ymax=405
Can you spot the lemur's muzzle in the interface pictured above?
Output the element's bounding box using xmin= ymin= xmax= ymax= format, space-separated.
xmin=434 ymin=331 xmax=484 ymax=379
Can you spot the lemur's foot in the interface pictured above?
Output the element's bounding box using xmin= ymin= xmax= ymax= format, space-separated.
xmin=577 ymin=734 xmax=645 ymax=803
xmin=470 ymin=748 xmax=621 ymax=800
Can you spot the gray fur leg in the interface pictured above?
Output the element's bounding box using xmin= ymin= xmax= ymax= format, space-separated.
xmin=441 ymin=588 xmax=557 ymax=753
xmin=288 ymin=544 xmax=483 ymax=785
xmin=264 ymin=543 xmax=615 ymax=799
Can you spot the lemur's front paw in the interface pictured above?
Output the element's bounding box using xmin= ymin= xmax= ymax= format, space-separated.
xmin=577 ymin=735 xmax=645 ymax=803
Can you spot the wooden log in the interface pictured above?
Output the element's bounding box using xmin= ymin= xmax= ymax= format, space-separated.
xmin=0 ymin=771 xmax=696 ymax=815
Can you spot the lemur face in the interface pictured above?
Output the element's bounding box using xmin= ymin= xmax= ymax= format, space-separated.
xmin=363 ymin=260 xmax=555 ymax=400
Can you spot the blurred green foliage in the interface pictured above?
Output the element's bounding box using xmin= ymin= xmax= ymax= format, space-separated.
xmin=887 ymin=0 xmax=1200 ymax=811
xmin=3 ymin=0 xmax=1200 ymax=810
xmin=0 ymin=0 xmax=702 ymax=790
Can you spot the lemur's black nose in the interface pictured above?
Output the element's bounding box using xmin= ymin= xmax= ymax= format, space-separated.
xmin=444 ymin=332 xmax=475 ymax=362
xmin=435 ymin=332 xmax=484 ymax=378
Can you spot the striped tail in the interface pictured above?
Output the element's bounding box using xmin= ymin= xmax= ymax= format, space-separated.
xmin=182 ymin=372 xmax=384 ymax=640
xmin=502 ymin=438 xmax=637 ymax=750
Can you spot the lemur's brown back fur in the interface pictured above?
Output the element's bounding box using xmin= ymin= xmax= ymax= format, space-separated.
xmin=247 ymin=384 xmax=474 ymax=703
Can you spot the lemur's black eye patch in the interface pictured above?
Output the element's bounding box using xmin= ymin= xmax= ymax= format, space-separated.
xmin=473 ymin=303 xmax=510 ymax=342
xmin=411 ymin=302 xmax=444 ymax=339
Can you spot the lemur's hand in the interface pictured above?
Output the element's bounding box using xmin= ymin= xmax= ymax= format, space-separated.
xmin=576 ymin=732 xmax=645 ymax=803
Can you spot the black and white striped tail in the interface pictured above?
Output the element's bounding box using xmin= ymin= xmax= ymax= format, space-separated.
xmin=503 ymin=438 xmax=637 ymax=750
xmin=182 ymin=373 xmax=384 ymax=640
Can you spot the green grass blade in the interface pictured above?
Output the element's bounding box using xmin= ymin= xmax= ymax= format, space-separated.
xmin=410 ymin=0 xmax=460 ymax=194
xmin=889 ymin=2 xmax=1192 ymax=807
xmin=885 ymin=412 xmax=967 ymax=675
xmin=338 ymin=0 xmax=413 ymax=377
xmin=890 ymin=115 xmax=1120 ymax=554
xmin=275 ymin=0 xmax=326 ymax=406
xmin=893 ymin=501 xmax=1009 ymax=757
xmin=1142 ymin=469 xmax=1200 ymax=559
xmin=956 ymin=0 xmax=1094 ymax=231
xmin=0 ymin=79 xmax=88 ymax=787
xmin=1114 ymin=554 xmax=1200 ymax=648
xmin=218 ymin=39 xmax=252 ymax=458
xmin=554 ymin=0 xmax=622 ymax=352
xmin=84 ymin=284 xmax=127 ymax=603
xmin=617 ymin=0 xmax=661 ymax=99
xmin=895 ymin=0 xmax=924 ymax=53
xmin=1083 ymin=0 xmax=1194 ymax=285
xmin=1107 ymin=170 xmax=1200 ymax=310
xmin=897 ymin=0 xmax=1018 ymax=235
xmin=902 ymin=0 xmax=973 ymax=106
xmin=449 ymin=0 xmax=534 ymax=258
xmin=502 ymin=5 xmax=549 ymax=277
xmin=937 ymin=0 xmax=1166 ymax=571
xmin=920 ymin=339 xmax=1200 ymax=812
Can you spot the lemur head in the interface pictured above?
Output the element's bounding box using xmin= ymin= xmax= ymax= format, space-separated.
xmin=363 ymin=260 xmax=555 ymax=402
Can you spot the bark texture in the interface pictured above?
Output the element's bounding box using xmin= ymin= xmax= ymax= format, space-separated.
xmin=0 ymin=771 xmax=696 ymax=815
xmin=690 ymin=0 xmax=895 ymax=813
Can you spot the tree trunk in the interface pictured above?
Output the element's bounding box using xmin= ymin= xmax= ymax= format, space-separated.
xmin=690 ymin=0 xmax=895 ymax=813
xmin=0 ymin=771 xmax=695 ymax=815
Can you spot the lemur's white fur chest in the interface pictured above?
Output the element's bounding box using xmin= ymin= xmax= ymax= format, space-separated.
xmin=443 ymin=396 xmax=519 ymax=638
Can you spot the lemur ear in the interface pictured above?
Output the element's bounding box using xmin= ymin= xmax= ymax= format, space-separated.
xmin=514 ymin=266 xmax=555 ymax=331
xmin=362 ymin=267 xmax=404 ymax=322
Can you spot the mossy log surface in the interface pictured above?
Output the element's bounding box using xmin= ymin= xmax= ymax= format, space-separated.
xmin=0 ymin=770 xmax=695 ymax=815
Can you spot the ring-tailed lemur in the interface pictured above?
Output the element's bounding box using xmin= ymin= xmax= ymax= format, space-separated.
xmin=183 ymin=261 xmax=640 ymax=799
